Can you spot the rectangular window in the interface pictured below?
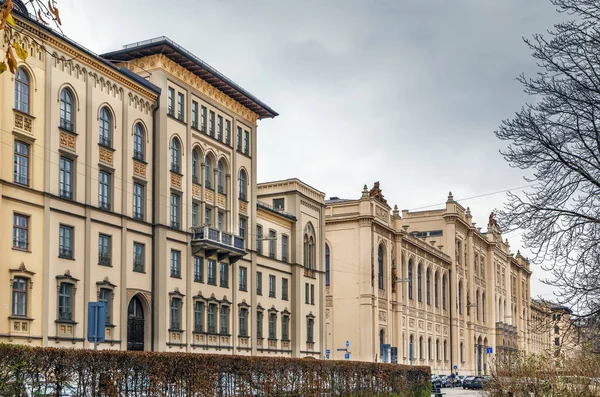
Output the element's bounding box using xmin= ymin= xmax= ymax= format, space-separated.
xmin=207 ymin=260 xmax=216 ymax=285
xmin=217 ymin=212 xmax=224 ymax=230
xmin=133 ymin=242 xmax=144 ymax=272
xmin=236 ymin=127 xmax=242 ymax=151
xmin=311 ymin=284 xmax=315 ymax=305
xmin=167 ymin=87 xmax=174 ymax=115
xmin=99 ymin=288 xmax=111 ymax=325
xmin=225 ymin=120 xmax=231 ymax=145
xmin=256 ymin=225 xmax=262 ymax=255
xmin=282 ymin=278 xmax=288 ymax=301
xmin=170 ymin=194 xmax=180 ymax=229
xmin=205 ymin=207 xmax=212 ymax=226
xmin=239 ymin=308 xmax=248 ymax=337
xmin=239 ymin=266 xmax=247 ymax=291
xmin=133 ymin=183 xmax=144 ymax=220
xmin=98 ymin=171 xmax=111 ymax=210
xmin=256 ymin=272 xmax=262 ymax=295
xmin=273 ymin=198 xmax=285 ymax=211
xmin=192 ymin=203 xmax=198 ymax=227
xmin=13 ymin=213 xmax=28 ymax=250
xmin=305 ymin=283 xmax=309 ymax=304
xmin=209 ymin=111 xmax=215 ymax=136
xmin=243 ymin=130 xmax=249 ymax=155
xmin=59 ymin=225 xmax=73 ymax=258
xmin=256 ymin=310 xmax=263 ymax=339
xmin=282 ymin=235 xmax=288 ymax=263
xmin=59 ymin=157 xmax=73 ymax=199
xmin=269 ymin=230 xmax=276 ymax=258
xmin=170 ymin=298 xmax=181 ymax=330
xmin=194 ymin=256 xmax=203 ymax=283
xmin=170 ymin=250 xmax=181 ymax=278
xmin=58 ymin=282 xmax=73 ymax=321
xmin=217 ymin=115 xmax=223 ymax=141
xmin=269 ymin=275 xmax=276 ymax=298
xmin=194 ymin=301 xmax=204 ymax=332
xmin=220 ymin=263 xmax=229 ymax=288
xmin=269 ymin=313 xmax=277 ymax=339
xmin=282 ymin=315 xmax=289 ymax=341
xmin=191 ymin=101 xmax=198 ymax=128
xmin=239 ymin=217 xmax=246 ymax=240
xmin=12 ymin=277 xmax=27 ymax=317
xmin=98 ymin=234 xmax=111 ymax=266
xmin=200 ymin=106 xmax=207 ymax=132
xmin=14 ymin=141 xmax=29 ymax=186
xmin=220 ymin=306 xmax=229 ymax=334
xmin=208 ymin=303 xmax=217 ymax=333
xmin=307 ymin=318 xmax=314 ymax=343
xmin=177 ymin=92 xmax=184 ymax=121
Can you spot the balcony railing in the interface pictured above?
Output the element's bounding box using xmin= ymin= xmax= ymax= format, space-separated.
xmin=98 ymin=253 xmax=111 ymax=266
xmin=133 ymin=150 xmax=144 ymax=161
xmin=171 ymin=163 xmax=181 ymax=174
xmin=99 ymin=201 xmax=111 ymax=211
xmin=60 ymin=189 xmax=72 ymax=199
xmin=190 ymin=226 xmax=246 ymax=262
xmin=59 ymin=248 xmax=73 ymax=259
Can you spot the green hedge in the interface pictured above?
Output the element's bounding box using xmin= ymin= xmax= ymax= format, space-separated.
xmin=0 ymin=344 xmax=430 ymax=397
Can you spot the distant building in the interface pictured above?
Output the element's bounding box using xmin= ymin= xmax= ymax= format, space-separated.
xmin=529 ymin=299 xmax=581 ymax=358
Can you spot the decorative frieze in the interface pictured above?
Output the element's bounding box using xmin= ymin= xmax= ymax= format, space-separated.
xmin=14 ymin=111 xmax=33 ymax=134
xmin=171 ymin=172 xmax=182 ymax=189
xmin=375 ymin=206 xmax=390 ymax=222
xmin=239 ymin=201 xmax=248 ymax=215
xmin=192 ymin=184 xmax=201 ymax=198
xmin=60 ymin=131 xmax=76 ymax=150
xmin=99 ymin=147 xmax=113 ymax=165
xmin=378 ymin=299 xmax=387 ymax=309
xmin=379 ymin=310 xmax=387 ymax=322
xmin=205 ymin=189 xmax=214 ymax=202
xmin=133 ymin=160 xmax=146 ymax=178
xmin=218 ymin=193 xmax=226 ymax=208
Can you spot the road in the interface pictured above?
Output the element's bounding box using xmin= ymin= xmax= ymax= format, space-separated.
xmin=434 ymin=387 xmax=486 ymax=397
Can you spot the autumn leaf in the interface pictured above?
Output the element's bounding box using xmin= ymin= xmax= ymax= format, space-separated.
xmin=0 ymin=62 xmax=7 ymax=74
xmin=6 ymin=46 xmax=17 ymax=73
xmin=6 ymin=13 xmax=15 ymax=26
xmin=14 ymin=42 xmax=28 ymax=61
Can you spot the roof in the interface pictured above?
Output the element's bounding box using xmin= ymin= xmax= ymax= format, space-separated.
xmin=325 ymin=197 xmax=354 ymax=204
xmin=100 ymin=37 xmax=279 ymax=120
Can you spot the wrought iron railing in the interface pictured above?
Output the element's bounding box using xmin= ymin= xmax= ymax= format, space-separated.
xmin=190 ymin=226 xmax=246 ymax=251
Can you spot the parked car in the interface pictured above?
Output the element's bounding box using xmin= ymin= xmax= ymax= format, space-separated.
xmin=463 ymin=376 xmax=481 ymax=389
xmin=431 ymin=375 xmax=443 ymax=389
xmin=456 ymin=375 xmax=466 ymax=386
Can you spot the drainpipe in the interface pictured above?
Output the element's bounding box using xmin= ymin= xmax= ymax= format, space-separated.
xmin=449 ymin=268 xmax=454 ymax=375
xmin=151 ymin=95 xmax=160 ymax=351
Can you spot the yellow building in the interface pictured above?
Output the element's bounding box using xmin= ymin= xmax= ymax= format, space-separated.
xmin=528 ymin=299 xmax=581 ymax=358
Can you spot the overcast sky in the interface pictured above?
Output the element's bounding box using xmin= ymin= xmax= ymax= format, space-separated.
xmin=58 ymin=0 xmax=566 ymax=299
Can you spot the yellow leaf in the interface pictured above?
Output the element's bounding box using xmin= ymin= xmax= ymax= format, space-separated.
xmin=0 ymin=62 xmax=7 ymax=74
xmin=7 ymin=13 xmax=16 ymax=27
xmin=13 ymin=42 xmax=27 ymax=61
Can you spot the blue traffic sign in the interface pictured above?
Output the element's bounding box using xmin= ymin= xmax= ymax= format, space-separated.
xmin=454 ymin=365 xmax=458 ymax=370
xmin=344 ymin=352 xmax=350 ymax=360
xmin=345 ymin=340 xmax=350 ymax=348
xmin=486 ymin=347 xmax=493 ymax=354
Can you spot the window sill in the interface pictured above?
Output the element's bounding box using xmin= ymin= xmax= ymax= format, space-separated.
xmin=239 ymin=288 xmax=247 ymax=292
xmin=13 ymin=108 xmax=36 ymax=119
xmin=55 ymin=319 xmax=78 ymax=325
xmin=58 ymin=255 xmax=75 ymax=261
xmin=9 ymin=316 xmax=34 ymax=321
xmin=98 ymin=263 xmax=113 ymax=267
xmin=98 ymin=142 xmax=115 ymax=151
xmin=194 ymin=279 xmax=204 ymax=283
xmin=220 ymin=285 xmax=229 ymax=289
xmin=105 ymin=323 xmax=116 ymax=328
xmin=133 ymin=270 xmax=146 ymax=274
xmin=168 ymin=328 xmax=184 ymax=333
xmin=12 ymin=247 xmax=31 ymax=253
xmin=170 ymin=275 xmax=182 ymax=279
xmin=58 ymin=125 xmax=77 ymax=135
xmin=268 ymin=338 xmax=278 ymax=342
xmin=132 ymin=157 xmax=147 ymax=164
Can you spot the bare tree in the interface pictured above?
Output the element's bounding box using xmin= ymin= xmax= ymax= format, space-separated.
xmin=494 ymin=0 xmax=600 ymax=335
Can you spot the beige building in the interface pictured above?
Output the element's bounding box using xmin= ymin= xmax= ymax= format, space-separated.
xmin=528 ymin=299 xmax=581 ymax=358
xmin=326 ymin=183 xmax=533 ymax=375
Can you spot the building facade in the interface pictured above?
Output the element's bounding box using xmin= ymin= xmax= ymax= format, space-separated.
xmin=325 ymin=183 xmax=533 ymax=375
xmin=528 ymin=299 xmax=581 ymax=358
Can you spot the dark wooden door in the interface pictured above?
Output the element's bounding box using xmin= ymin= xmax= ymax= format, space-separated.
xmin=127 ymin=296 xmax=144 ymax=351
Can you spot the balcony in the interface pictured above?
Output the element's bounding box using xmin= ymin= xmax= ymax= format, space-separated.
xmin=190 ymin=226 xmax=246 ymax=263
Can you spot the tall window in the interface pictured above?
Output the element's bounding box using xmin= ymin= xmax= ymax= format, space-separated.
xmin=307 ymin=318 xmax=314 ymax=343
xmin=243 ymin=130 xmax=249 ymax=155
xmin=207 ymin=260 xmax=216 ymax=285
xmin=268 ymin=230 xmax=276 ymax=258
xmin=98 ymin=234 xmax=111 ymax=266
xmin=59 ymin=88 xmax=74 ymax=130
xmin=310 ymin=285 xmax=315 ymax=305
xmin=133 ymin=123 xmax=144 ymax=161
xmin=482 ymin=293 xmax=486 ymax=322
xmin=58 ymin=283 xmax=73 ymax=321
xmin=192 ymin=150 xmax=200 ymax=184
xmin=99 ymin=288 xmax=112 ymax=324
xmin=192 ymin=203 xmax=198 ymax=227
xmin=434 ymin=272 xmax=439 ymax=308
xmin=256 ymin=225 xmax=263 ymax=255
xmin=428 ymin=338 xmax=432 ymax=360
xmin=419 ymin=336 xmax=423 ymax=359
xmin=282 ymin=278 xmax=288 ymax=300
xmin=282 ymin=315 xmax=289 ymax=340
xmin=325 ymin=244 xmax=330 ymax=286
xmin=170 ymin=194 xmax=180 ymax=229
xmin=170 ymin=298 xmax=181 ymax=329
xmin=458 ymin=281 xmax=463 ymax=315
xmin=476 ymin=291 xmax=480 ymax=321
xmin=305 ymin=283 xmax=310 ymax=304
xmin=12 ymin=278 xmax=27 ymax=316
xmin=217 ymin=211 xmax=224 ymax=230
xmin=239 ymin=308 xmax=248 ymax=336
xmin=167 ymin=87 xmax=174 ymax=115
xmin=170 ymin=250 xmax=181 ymax=278
xmin=417 ymin=264 xmax=422 ymax=302
xmin=209 ymin=111 xmax=215 ymax=136
xmin=239 ymin=266 xmax=247 ymax=291
xmin=177 ymin=92 xmax=184 ymax=121
xmin=281 ymin=235 xmax=288 ymax=263
xmin=239 ymin=217 xmax=246 ymax=240
xmin=236 ymin=127 xmax=242 ymax=152
xmin=207 ymin=303 xmax=216 ymax=333
xmin=194 ymin=301 xmax=204 ymax=332
xmin=444 ymin=340 xmax=447 ymax=361
xmin=200 ymin=106 xmax=207 ymax=131
xmin=238 ymin=169 xmax=247 ymax=200
xmin=14 ymin=67 xmax=30 ymax=113
xmin=217 ymin=115 xmax=223 ymax=140
xmin=269 ymin=312 xmax=277 ymax=339
xmin=98 ymin=171 xmax=111 ymax=210
xmin=426 ymin=269 xmax=431 ymax=305
xmin=204 ymin=156 xmax=212 ymax=189
xmin=442 ymin=274 xmax=447 ymax=309
xmin=217 ymin=161 xmax=224 ymax=193
xmin=191 ymin=101 xmax=198 ymax=128
xmin=194 ymin=257 xmax=203 ymax=283
xmin=378 ymin=245 xmax=384 ymax=289
xmin=14 ymin=141 xmax=29 ymax=186
xmin=13 ymin=214 xmax=28 ymax=250
xmin=133 ymin=183 xmax=144 ymax=220
xmin=256 ymin=272 xmax=262 ymax=295
xmin=256 ymin=310 xmax=263 ymax=338
xmin=59 ymin=225 xmax=73 ymax=258
xmin=205 ymin=206 xmax=212 ymax=225
xmin=59 ymin=157 xmax=73 ymax=199
xmin=220 ymin=306 xmax=229 ymax=334
xmin=436 ymin=339 xmax=440 ymax=360
xmin=269 ymin=275 xmax=276 ymax=298
xmin=220 ymin=263 xmax=229 ymax=288
xmin=225 ymin=120 xmax=231 ymax=145
xmin=408 ymin=261 xmax=413 ymax=300
xmin=99 ymin=107 xmax=112 ymax=147
xmin=133 ymin=242 xmax=144 ymax=272
xmin=170 ymin=138 xmax=181 ymax=173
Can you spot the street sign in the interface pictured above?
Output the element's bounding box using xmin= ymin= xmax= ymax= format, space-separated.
xmin=344 ymin=352 xmax=350 ymax=360
xmin=87 ymin=302 xmax=106 ymax=349
xmin=326 ymin=349 xmax=331 ymax=359
xmin=390 ymin=347 xmax=398 ymax=364
xmin=453 ymin=365 xmax=458 ymax=370
xmin=345 ymin=340 xmax=350 ymax=348
xmin=486 ymin=347 xmax=493 ymax=354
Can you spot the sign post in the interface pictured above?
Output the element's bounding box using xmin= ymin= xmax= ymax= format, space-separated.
xmin=326 ymin=349 xmax=331 ymax=359
xmin=87 ymin=302 xmax=106 ymax=350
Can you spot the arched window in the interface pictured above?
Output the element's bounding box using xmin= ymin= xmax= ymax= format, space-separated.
xmin=458 ymin=281 xmax=463 ymax=315
xmin=417 ymin=264 xmax=422 ymax=302
xmin=192 ymin=149 xmax=199 ymax=183
xmin=428 ymin=337 xmax=431 ymax=360
xmin=170 ymin=138 xmax=181 ymax=173
xmin=408 ymin=260 xmax=413 ymax=300
xmin=303 ymin=224 xmax=315 ymax=270
xmin=15 ymin=67 xmax=30 ymax=113
xmin=325 ymin=244 xmax=330 ymax=286
xmin=426 ymin=268 xmax=431 ymax=305
xmin=99 ymin=107 xmax=112 ymax=147
xmin=482 ymin=293 xmax=486 ymax=322
xmin=476 ymin=290 xmax=480 ymax=321
xmin=59 ymin=88 xmax=74 ymax=131
xmin=419 ymin=336 xmax=423 ymax=359
xmin=378 ymin=245 xmax=384 ymax=290
xmin=434 ymin=271 xmax=439 ymax=308
xmin=238 ymin=169 xmax=247 ymax=200
xmin=217 ymin=160 xmax=224 ymax=193
xmin=442 ymin=274 xmax=447 ymax=310
xmin=133 ymin=123 xmax=145 ymax=161
xmin=205 ymin=156 xmax=212 ymax=188
xmin=436 ymin=339 xmax=440 ymax=360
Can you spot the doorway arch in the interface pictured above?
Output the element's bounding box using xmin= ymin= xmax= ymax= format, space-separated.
xmin=127 ymin=295 xmax=145 ymax=351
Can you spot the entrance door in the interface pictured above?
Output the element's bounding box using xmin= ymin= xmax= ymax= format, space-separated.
xmin=127 ymin=296 xmax=144 ymax=351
